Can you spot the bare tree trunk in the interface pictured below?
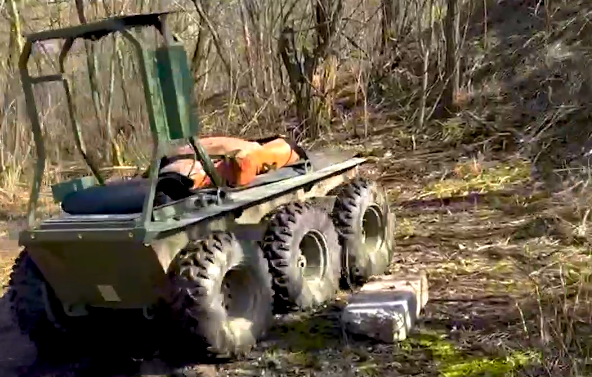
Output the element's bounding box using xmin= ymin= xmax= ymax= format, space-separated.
xmin=380 ymin=0 xmax=394 ymax=54
xmin=189 ymin=0 xmax=210 ymax=85
xmin=279 ymin=0 xmax=343 ymax=140
xmin=442 ymin=0 xmax=460 ymax=116
xmin=7 ymin=0 xmax=23 ymax=65
xmin=239 ymin=0 xmax=258 ymax=99
xmin=264 ymin=0 xmax=277 ymax=100
xmin=2 ymin=0 xmax=24 ymax=174
xmin=106 ymin=35 xmax=124 ymax=166
xmin=417 ymin=0 xmax=434 ymax=129
xmin=191 ymin=0 xmax=233 ymax=86
xmin=75 ymin=0 xmax=123 ymax=166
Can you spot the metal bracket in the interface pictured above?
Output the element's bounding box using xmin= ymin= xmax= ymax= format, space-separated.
xmin=142 ymin=305 xmax=156 ymax=320
xmin=62 ymin=302 xmax=89 ymax=317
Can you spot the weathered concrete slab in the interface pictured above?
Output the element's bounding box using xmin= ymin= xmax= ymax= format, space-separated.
xmin=341 ymin=271 xmax=428 ymax=343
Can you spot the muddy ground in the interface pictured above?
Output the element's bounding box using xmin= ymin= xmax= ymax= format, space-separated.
xmin=0 ymin=145 xmax=588 ymax=376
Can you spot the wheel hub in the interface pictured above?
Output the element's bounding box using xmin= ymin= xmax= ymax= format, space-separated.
xmin=221 ymin=267 xmax=255 ymax=317
xmin=361 ymin=223 xmax=367 ymax=244
xmin=222 ymin=280 xmax=232 ymax=311
xmin=298 ymin=230 xmax=328 ymax=281
xmin=361 ymin=205 xmax=385 ymax=254
xmin=297 ymin=255 xmax=307 ymax=269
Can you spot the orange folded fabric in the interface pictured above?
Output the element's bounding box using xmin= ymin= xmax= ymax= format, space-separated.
xmin=160 ymin=137 xmax=300 ymax=188
xmin=171 ymin=136 xmax=262 ymax=157
xmin=228 ymin=138 xmax=300 ymax=186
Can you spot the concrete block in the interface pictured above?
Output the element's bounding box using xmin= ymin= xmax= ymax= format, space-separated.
xmin=341 ymin=271 xmax=428 ymax=343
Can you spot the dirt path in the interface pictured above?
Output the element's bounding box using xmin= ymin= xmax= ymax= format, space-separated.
xmin=0 ymin=153 xmax=586 ymax=376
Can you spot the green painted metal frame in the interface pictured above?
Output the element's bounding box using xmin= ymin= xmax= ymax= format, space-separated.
xmin=18 ymin=12 xmax=223 ymax=230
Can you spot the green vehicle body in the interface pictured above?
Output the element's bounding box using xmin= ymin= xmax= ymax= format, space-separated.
xmin=17 ymin=11 xmax=368 ymax=317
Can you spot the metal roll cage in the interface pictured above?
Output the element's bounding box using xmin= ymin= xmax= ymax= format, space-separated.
xmin=19 ymin=11 xmax=221 ymax=229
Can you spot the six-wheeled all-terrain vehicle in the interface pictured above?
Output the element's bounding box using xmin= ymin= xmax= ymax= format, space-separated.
xmin=8 ymin=11 xmax=396 ymax=361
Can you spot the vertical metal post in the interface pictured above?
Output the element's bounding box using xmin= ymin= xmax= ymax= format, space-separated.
xmin=19 ymin=41 xmax=45 ymax=228
xmin=157 ymin=16 xmax=225 ymax=187
xmin=120 ymin=30 xmax=165 ymax=228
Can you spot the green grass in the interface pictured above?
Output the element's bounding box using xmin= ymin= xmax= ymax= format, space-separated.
xmin=402 ymin=330 xmax=540 ymax=377
xmin=269 ymin=311 xmax=343 ymax=352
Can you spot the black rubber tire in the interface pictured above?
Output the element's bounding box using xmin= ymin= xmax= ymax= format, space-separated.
xmin=8 ymin=249 xmax=166 ymax=362
xmin=330 ymin=177 xmax=395 ymax=286
xmin=167 ymin=232 xmax=273 ymax=359
xmin=7 ymin=249 xmax=78 ymax=361
xmin=261 ymin=201 xmax=341 ymax=313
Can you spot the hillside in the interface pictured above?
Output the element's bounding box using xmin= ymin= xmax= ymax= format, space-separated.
xmin=452 ymin=0 xmax=592 ymax=190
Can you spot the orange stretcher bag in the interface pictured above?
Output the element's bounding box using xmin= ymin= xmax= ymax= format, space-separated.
xmin=226 ymin=138 xmax=301 ymax=186
xmin=170 ymin=136 xmax=262 ymax=157
xmin=159 ymin=136 xmax=301 ymax=188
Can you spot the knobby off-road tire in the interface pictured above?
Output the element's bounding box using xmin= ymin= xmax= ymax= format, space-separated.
xmin=261 ymin=201 xmax=341 ymax=313
xmin=168 ymin=232 xmax=273 ymax=359
xmin=9 ymin=250 xmax=170 ymax=362
xmin=7 ymin=249 xmax=80 ymax=361
xmin=330 ymin=177 xmax=395 ymax=286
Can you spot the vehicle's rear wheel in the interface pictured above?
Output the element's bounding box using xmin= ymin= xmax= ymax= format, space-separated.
xmin=7 ymin=249 xmax=79 ymax=361
xmin=330 ymin=177 xmax=395 ymax=286
xmin=167 ymin=232 xmax=273 ymax=359
xmin=261 ymin=202 xmax=341 ymax=313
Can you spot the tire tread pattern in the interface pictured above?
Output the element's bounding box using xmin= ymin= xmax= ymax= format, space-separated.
xmin=330 ymin=177 xmax=393 ymax=284
xmin=261 ymin=201 xmax=340 ymax=313
xmin=168 ymin=232 xmax=272 ymax=358
xmin=7 ymin=249 xmax=72 ymax=359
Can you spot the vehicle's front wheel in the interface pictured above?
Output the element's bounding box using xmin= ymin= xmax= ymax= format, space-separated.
xmin=167 ymin=232 xmax=273 ymax=359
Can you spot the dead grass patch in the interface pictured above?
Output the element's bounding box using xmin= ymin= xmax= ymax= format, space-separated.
xmin=385 ymin=152 xmax=592 ymax=376
xmin=420 ymin=158 xmax=532 ymax=199
xmin=0 ymin=254 xmax=15 ymax=295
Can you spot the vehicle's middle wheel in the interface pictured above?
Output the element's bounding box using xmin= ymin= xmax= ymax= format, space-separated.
xmin=167 ymin=232 xmax=273 ymax=359
xmin=261 ymin=201 xmax=341 ymax=313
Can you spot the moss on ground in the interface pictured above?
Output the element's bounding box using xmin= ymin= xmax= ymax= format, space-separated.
xmin=403 ymin=330 xmax=539 ymax=377
xmin=269 ymin=310 xmax=342 ymax=352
